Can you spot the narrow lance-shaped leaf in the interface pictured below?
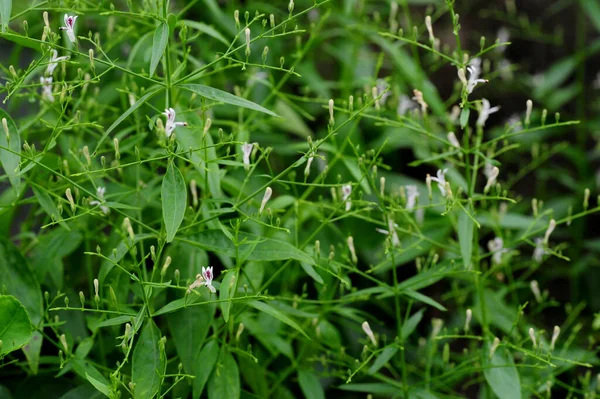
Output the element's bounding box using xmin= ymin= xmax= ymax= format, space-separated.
xmin=0 ymin=108 xmax=21 ymax=191
xmin=193 ymin=340 xmax=219 ymax=399
xmin=178 ymin=84 xmax=279 ymax=117
xmin=0 ymin=0 xmax=11 ymax=32
xmin=220 ymin=272 xmax=236 ymax=323
xmin=162 ymin=161 xmax=187 ymax=242
xmin=458 ymin=209 xmax=474 ymax=269
xmin=207 ymin=352 xmax=240 ymax=399
xmin=150 ymin=22 xmax=169 ymax=77
xmin=483 ymin=343 xmax=521 ymax=399
xmin=0 ymin=295 xmax=32 ymax=356
xmin=132 ymin=320 xmax=165 ymax=399
xmin=248 ymin=301 xmax=310 ymax=339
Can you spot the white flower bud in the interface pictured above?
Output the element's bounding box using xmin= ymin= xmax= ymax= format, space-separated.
xmin=550 ymin=325 xmax=560 ymax=351
xmin=525 ymin=99 xmax=533 ymax=126
xmin=362 ymin=321 xmax=377 ymax=346
xmin=530 ymin=280 xmax=542 ymax=302
xmin=543 ymin=219 xmax=556 ymax=245
xmin=328 ymin=99 xmax=335 ymax=125
xmin=425 ymin=15 xmax=434 ymax=42
xmin=465 ymin=309 xmax=472 ymax=333
xmin=259 ymin=187 xmax=272 ymax=215
xmin=347 ymin=236 xmax=358 ymax=264
xmin=529 ymin=327 xmax=537 ymax=348
xmin=489 ymin=337 xmax=500 ymax=358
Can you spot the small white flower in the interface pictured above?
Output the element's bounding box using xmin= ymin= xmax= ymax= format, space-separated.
xmin=60 ymin=14 xmax=78 ymax=43
xmin=304 ymin=156 xmax=314 ymax=178
xmin=397 ymin=95 xmax=416 ymax=116
xmin=487 ymin=237 xmax=508 ymax=265
xmin=90 ymin=186 xmax=110 ymax=215
xmin=530 ymin=280 xmax=542 ymax=302
xmin=376 ymin=79 xmax=391 ymax=105
xmin=506 ymin=114 xmax=522 ymax=132
xmin=46 ymin=50 xmax=70 ymax=76
xmin=528 ymin=327 xmax=537 ymax=348
xmin=425 ymin=16 xmax=434 ymax=42
xmin=347 ymin=236 xmax=358 ymax=264
xmin=241 ymin=142 xmax=254 ymax=171
xmin=447 ymin=132 xmax=460 ymax=149
xmin=429 ymin=168 xmax=449 ymax=197
xmin=459 ymin=58 xmax=488 ymax=95
xmin=362 ymin=321 xmax=377 ymax=346
xmin=484 ymin=166 xmax=499 ymax=193
xmin=489 ymin=337 xmax=500 ymax=358
xmin=342 ymin=184 xmax=352 ymax=211
xmin=431 ymin=318 xmax=444 ymax=339
xmin=449 ymin=105 xmax=461 ymax=123
xmin=188 ymin=266 xmax=216 ymax=293
xmin=550 ymin=325 xmax=560 ymax=351
xmin=496 ymin=27 xmax=510 ymax=52
xmin=405 ymin=185 xmax=419 ymax=211
xmin=464 ymin=309 xmax=472 ymax=333
xmin=533 ymin=237 xmax=548 ymax=263
xmin=259 ymin=187 xmax=272 ymax=215
xmin=40 ymin=77 xmax=54 ymax=102
xmin=376 ymin=216 xmax=400 ymax=247
xmin=543 ymin=219 xmax=556 ymax=244
xmin=163 ymin=108 xmax=187 ymax=137
xmin=476 ymin=99 xmax=500 ymax=127
xmin=412 ymin=89 xmax=428 ymax=113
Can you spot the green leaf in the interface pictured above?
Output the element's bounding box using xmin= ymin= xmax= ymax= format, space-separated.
xmin=220 ymin=272 xmax=236 ymax=323
xmin=93 ymin=86 xmax=163 ymax=154
xmin=0 ymin=108 xmax=21 ymax=191
xmin=368 ymin=346 xmax=398 ymax=375
xmin=167 ymin=292 xmax=215 ymax=375
xmin=183 ymin=20 xmax=228 ymax=45
xmin=401 ymin=309 xmax=425 ymax=340
xmin=458 ymin=209 xmax=474 ymax=269
xmin=132 ymin=320 xmax=165 ymax=399
xmin=298 ymin=371 xmax=325 ymax=399
xmin=31 ymin=185 xmax=70 ymax=231
xmin=193 ymin=340 xmax=219 ymax=399
xmin=0 ymin=295 xmax=32 ymax=355
xmin=248 ymin=301 xmax=310 ymax=339
xmin=403 ymin=289 xmax=446 ymax=311
xmin=582 ymin=0 xmax=600 ymax=32
xmin=483 ymin=345 xmax=521 ymax=399
xmin=178 ymin=84 xmax=278 ymax=117
xmin=207 ymin=352 xmax=240 ymax=399
xmin=460 ymin=108 xmax=470 ymax=129
xmin=182 ymin=230 xmax=314 ymax=264
xmin=162 ymin=161 xmax=187 ymax=242
xmin=150 ymin=22 xmax=169 ymax=77
xmin=85 ymin=372 xmax=111 ymax=398
xmin=300 ymin=262 xmax=324 ymax=284
xmin=0 ymin=0 xmax=11 ymax=32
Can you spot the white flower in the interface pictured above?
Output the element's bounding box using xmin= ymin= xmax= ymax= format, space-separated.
xmin=376 ymin=215 xmax=400 ymax=247
xmin=40 ymin=77 xmax=54 ymax=102
xmin=496 ymin=27 xmax=510 ymax=52
xmin=90 ymin=186 xmax=109 ymax=215
xmin=347 ymin=236 xmax=358 ymax=264
xmin=429 ymin=168 xmax=448 ymax=197
xmin=376 ymin=79 xmax=391 ymax=105
xmin=342 ymin=184 xmax=352 ymax=211
xmin=46 ymin=50 xmax=69 ymax=76
xmin=484 ymin=166 xmax=500 ymax=193
xmin=241 ymin=142 xmax=254 ymax=171
xmin=447 ymin=132 xmax=460 ymax=149
xmin=528 ymin=327 xmax=537 ymax=348
xmin=459 ymin=58 xmax=488 ymax=95
xmin=259 ymin=187 xmax=272 ymax=215
xmin=487 ymin=237 xmax=508 ymax=265
xmin=412 ymin=89 xmax=428 ymax=113
xmin=60 ymin=14 xmax=78 ymax=43
xmin=188 ymin=266 xmax=216 ymax=293
xmin=405 ymin=185 xmax=419 ymax=211
xmin=533 ymin=237 xmax=548 ymax=263
xmin=397 ymin=95 xmax=416 ymax=116
xmin=163 ymin=108 xmax=187 ymax=137
xmin=543 ymin=219 xmax=556 ymax=244
xmin=506 ymin=114 xmax=522 ymax=132
xmin=304 ymin=156 xmax=314 ymax=178
xmin=550 ymin=325 xmax=560 ymax=351
xmin=362 ymin=321 xmax=377 ymax=346
xmin=476 ymin=99 xmax=500 ymax=127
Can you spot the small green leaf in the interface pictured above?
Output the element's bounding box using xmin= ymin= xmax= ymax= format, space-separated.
xmin=248 ymin=301 xmax=310 ymax=339
xmin=162 ymin=161 xmax=187 ymax=242
xmin=150 ymin=22 xmax=169 ymax=77
xmin=178 ymin=84 xmax=278 ymax=117
xmin=0 ymin=295 xmax=32 ymax=355
xmin=401 ymin=309 xmax=425 ymax=340
xmin=0 ymin=0 xmax=11 ymax=32
xmin=31 ymin=185 xmax=69 ymax=231
xmin=220 ymin=272 xmax=236 ymax=323
xmin=582 ymin=0 xmax=600 ymax=33
xmin=300 ymin=262 xmax=324 ymax=284
xmin=85 ymin=372 xmax=111 ymax=398
xmin=167 ymin=293 xmax=215 ymax=374
xmin=132 ymin=320 xmax=165 ymax=399
xmin=207 ymin=352 xmax=240 ymax=399
xmin=93 ymin=86 xmax=163 ymax=154
xmin=460 ymin=108 xmax=470 ymax=129
xmin=368 ymin=347 xmax=398 ymax=375
xmin=193 ymin=340 xmax=219 ymax=399
xmin=182 ymin=230 xmax=314 ymax=264
xmin=483 ymin=344 xmax=521 ymax=399
xmin=0 ymin=108 xmax=21 ymax=191
xmin=458 ymin=209 xmax=474 ymax=269
xmin=183 ymin=20 xmax=228 ymax=45
xmin=298 ymin=371 xmax=325 ymax=399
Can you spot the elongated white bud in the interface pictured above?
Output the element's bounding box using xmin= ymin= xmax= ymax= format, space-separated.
xmin=458 ymin=68 xmax=467 ymax=87
xmin=584 ymin=188 xmax=590 ymax=210
xmin=465 ymin=309 xmax=472 ymax=333
xmin=489 ymin=337 xmax=500 ymax=358
xmin=550 ymin=325 xmax=560 ymax=350
xmin=543 ymin=219 xmax=556 ymax=244
xmin=431 ymin=318 xmax=443 ymax=338
xmin=123 ymin=217 xmax=135 ymax=240
xmin=82 ymin=146 xmax=91 ymax=166
xmin=60 ymin=334 xmax=68 ymax=352
xmin=245 ymin=28 xmax=251 ymax=56
xmin=525 ymin=99 xmax=533 ymax=126
xmin=304 ymin=156 xmax=314 ymax=178
xmin=447 ymin=132 xmax=460 ymax=149
xmin=236 ymin=323 xmax=245 ymax=341
xmin=94 ymin=278 xmax=99 ymax=303
xmin=65 ymin=188 xmax=75 ymax=212
xmin=328 ymin=99 xmax=335 ymax=125
xmin=347 ymin=236 xmax=358 ymax=264
xmin=529 ymin=327 xmax=537 ymax=348
xmin=530 ymin=280 xmax=542 ymax=302
xmin=259 ymin=187 xmax=272 ymax=215
xmin=190 ymin=179 xmax=198 ymax=207
xmin=203 ymin=118 xmax=212 ymax=136
xmin=380 ymin=177 xmax=385 ymax=196
xmin=425 ymin=15 xmax=434 ymax=42
xmin=426 ymin=174 xmax=432 ymax=199
xmin=362 ymin=321 xmax=377 ymax=346
xmin=161 ymin=256 xmax=172 ymax=278
xmin=484 ymin=166 xmax=500 ymax=193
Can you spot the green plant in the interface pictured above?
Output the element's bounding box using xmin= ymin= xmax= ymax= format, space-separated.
xmin=1 ymin=0 xmax=599 ymax=398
